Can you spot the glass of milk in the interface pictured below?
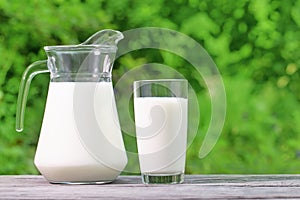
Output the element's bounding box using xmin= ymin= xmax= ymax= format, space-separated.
xmin=133 ymin=79 xmax=188 ymax=184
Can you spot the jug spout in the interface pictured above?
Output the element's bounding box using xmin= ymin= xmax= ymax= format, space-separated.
xmin=80 ymin=29 xmax=124 ymax=46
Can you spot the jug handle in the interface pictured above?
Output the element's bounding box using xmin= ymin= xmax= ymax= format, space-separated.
xmin=16 ymin=60 xmax=49 ymax=132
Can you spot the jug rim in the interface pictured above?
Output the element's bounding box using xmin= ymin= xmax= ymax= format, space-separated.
xmin=44 ymin=44 xmax=117 ymax=52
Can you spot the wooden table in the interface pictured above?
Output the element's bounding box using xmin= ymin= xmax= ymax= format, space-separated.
xmin=1 ymin=175 xmax=300 ymax=199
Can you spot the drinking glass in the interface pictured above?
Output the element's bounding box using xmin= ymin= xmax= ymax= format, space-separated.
xmin=133 ymin=79 xmax=188 ymax=184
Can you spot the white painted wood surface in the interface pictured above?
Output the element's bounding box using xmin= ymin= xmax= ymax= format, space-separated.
xmin=1 ymin=175 xmax=300 ymax=199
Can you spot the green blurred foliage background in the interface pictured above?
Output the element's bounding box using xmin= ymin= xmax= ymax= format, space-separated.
xmin=0 ymin=0 xmax=300 ymax=174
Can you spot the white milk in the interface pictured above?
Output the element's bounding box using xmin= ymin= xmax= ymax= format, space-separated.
xmin=34 ymin=82 xmax=127 ymax=183
xmin=134 ymin=97 xmax=188 ymax=174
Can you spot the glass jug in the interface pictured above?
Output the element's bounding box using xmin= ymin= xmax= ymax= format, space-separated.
xmin=16 ymin=30 xmax=128 ymax=184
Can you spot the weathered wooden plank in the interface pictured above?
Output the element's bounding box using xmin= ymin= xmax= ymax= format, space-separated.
xmin=1 ymin=175 xmax=300 ymax=199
